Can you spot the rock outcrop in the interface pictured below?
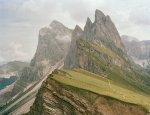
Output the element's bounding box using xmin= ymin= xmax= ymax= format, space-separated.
xmin=64 ymin=9 xmax=150 ymax=95
xmin=3 ymin=20 xmax=72 ymax=100
xmin=65 ymin=9 xmax=128 ymax=71
xmin=30 ymin=20 xmax=72 ymax=67
xmin=25 ymin=72 xmax=147 ymax=115
xmin=25 ymin=9 xmax=150 ymax=115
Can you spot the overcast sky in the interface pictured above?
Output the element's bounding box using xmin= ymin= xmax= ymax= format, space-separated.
xmin=0 ymin=0 xmax=150 ymax=64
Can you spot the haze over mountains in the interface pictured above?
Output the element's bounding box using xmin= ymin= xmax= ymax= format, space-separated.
xmin=12 ymin=20 xmax=72 ymax=94
xmin=122 ymin=35 xmax=150 ymax=67
xmin=0 ymin=9 xmax=150 ymax=115
xmin=0 ymin=20 xmax=72 ymax=110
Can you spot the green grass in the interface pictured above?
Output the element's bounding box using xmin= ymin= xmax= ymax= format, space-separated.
xmin=91 ymin=43 xmax=117 ymax=59
xmin=77 ymin=39 xmax=150 ymax=95
xmin=51 ymin=69 xmax=150 ymax=111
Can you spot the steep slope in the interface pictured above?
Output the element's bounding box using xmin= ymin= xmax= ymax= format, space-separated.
xmin=10 ymin=20 xmax=72 ymax=97
xmin=30 ymin=20 xmax=72 ymax=67
xmin=0 ymin=21 xmax=72 ymax=106
xmin=65 ymin=10 xmax=150 ymax=95
xmin=122 ymin=35 xmax=150 ymax=67
xmin=65 ymin=10 xmax=126 ymax=69
xmin=26 ymin=69 xmax=149 ymax=115
xmin=0 ymin=61 xmax=29 ymax=104
xmin=27 ymin=9 xmax=150 ymax=115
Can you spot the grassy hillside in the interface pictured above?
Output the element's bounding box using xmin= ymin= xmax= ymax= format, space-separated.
xmin=51 ymin=69 xmax=150 ymax=111
xmin=76 ymin=39 xmax=150 ymax=95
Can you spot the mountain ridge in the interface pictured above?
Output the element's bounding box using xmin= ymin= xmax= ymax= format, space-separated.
xmin=26 ymin=9 xmax=150 ymax=115
xmin=0 ymin=20 xmax=72 ymax=108
xmin=121 ymin=35 xmax=150 ymax=67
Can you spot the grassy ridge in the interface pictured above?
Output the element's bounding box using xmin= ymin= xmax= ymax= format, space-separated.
xmin=78 ymin=39 xmax=150 ymax=95
xmin=52 ymin=69 xmax=150 ymax=111
xmin=91 ymin=43 xmax=117 ymax=59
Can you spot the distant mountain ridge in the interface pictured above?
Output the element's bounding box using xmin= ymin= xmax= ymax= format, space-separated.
xmin=121 ymin=35 xmax=150 ymax=67
xmin=11 ymin=20 xmax=72 ymax=96
xmin=0 ymin=61 xmax=29 ymax=74
xmin=0 ymin=21 xmax=72 ymax=106
xmin=0 ymin=61 xmax=29 ymax=106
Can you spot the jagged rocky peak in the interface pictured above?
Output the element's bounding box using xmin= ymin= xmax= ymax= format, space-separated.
xmin=94 ymin=9 xmax=124 ymax=50
xmin=95 ymin=9 xmax=106 ymax=23
xmin=95 ymin=9 xmax=111 ymax=24
xmin=83 ymin=17 xmax=93 ymax=41
xmin=31 ymin=20 xmax=72 ymax=67
xmin=72 ymin=25 xmax=83 ymax=38
xmin=50 ymin=20 xmax=66 ymax=29
xmin=85 ymin=17 xmax=92 ymax=27
xmin=10 ymin=20 xmax=72 ymax=98
xmin=50 ymin=20 xmax=72 ymax=36
xmin=64 ymin=9 xmax=129 ymax=71
xmin=39 ymin=27 xmax=50 ymax=37
xmin=39 ymin=20 xmax=71 ymax=38
xmin=82 ymin=9 xmax=124 ymax=50
xmin=64 ymin=25 xmax=83 ymax=69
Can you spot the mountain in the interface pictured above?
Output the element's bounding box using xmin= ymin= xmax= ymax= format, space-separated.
xmin=0 ymin=61 xmax=29 ymax=75
xmin=26 ymin=9 xmax=150 ymax=115
xmin=64 ymin=10 xmax=150 ymax=94
xmin=0 ymin=21 xmax=72 ymax=108
xmin=10 ymin=20 xmax=72 ymax=96
xmin=122 ymin=35 xmax=150 ymax=67
xmin=30 ymin=20 xmax=72 ymax=68
xmin=64 ymin=9 xmax=127 ymax=70
xmin=26 ymin=69 xmax=147 ymax=115
xmin=0 ymin=61 xmax=29 ymax=106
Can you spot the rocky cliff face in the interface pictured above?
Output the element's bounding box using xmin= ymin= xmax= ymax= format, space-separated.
xmin=65 ymin=9 xmax=128 ymax=72
xmin=64 ymin=9 xmax=150 ymax=95
xmin=30 ymin=20 xmax=72 ymax=67
xmin=122 ymin=35 xmax=150 ymax=67
xmin=3 ymin=21 xmax=72 ymax=100
xmin=25 ymin=71 xmax=147 ymax=115
xmin=26 ymin=9 xmax=150 ymax=115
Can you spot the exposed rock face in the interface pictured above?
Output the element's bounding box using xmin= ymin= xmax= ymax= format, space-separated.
xmin=26 ymin=72 xmax=147 ymax=115
xmin=30 ymin=20 xmax=72 ymax=67
xmin=10 ymin=21 xmax=72 ymax=98
xmin=122 ymin=35 xmax=150 ymax=67
xmin=65 ymin=9 xmax=128 ymax=70
xmin=64 ymin=9 xmax=150 ymax=95
xmin=94 ymin=10 xmax=124 ymax=50
xmin=25 ymin=10 xmax=150 ymax=115
xmin=64 ymin=25 xmax=83 ymax=69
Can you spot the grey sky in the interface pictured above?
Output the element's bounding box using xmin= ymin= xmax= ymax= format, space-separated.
xmin=0 ymin=0 xmax=150 ymax=64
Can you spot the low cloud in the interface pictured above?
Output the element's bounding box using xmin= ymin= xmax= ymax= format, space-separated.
xmin=0 ymin=42 xmax=30 ymax=63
